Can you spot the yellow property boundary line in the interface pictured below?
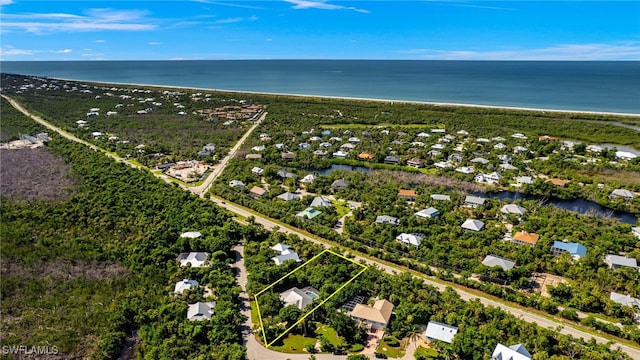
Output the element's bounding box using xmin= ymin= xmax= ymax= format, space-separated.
xmin=254 ymin=249 xmax=368 ymax=348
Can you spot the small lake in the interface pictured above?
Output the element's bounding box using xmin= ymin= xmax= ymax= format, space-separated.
xmin=309 ymin=164 xmax=637 ymax=224
xmin=479 ymin=191 xmax=637 ymax=224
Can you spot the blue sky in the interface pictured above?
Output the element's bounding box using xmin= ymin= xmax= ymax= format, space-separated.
xmin=1 ymin=1 xmax=639 ymax=60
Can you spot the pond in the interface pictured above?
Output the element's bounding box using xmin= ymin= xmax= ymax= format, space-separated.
xmin=310 ymin=164 xmax=638 ymax=224
xmin=477 ymin=191 xmax=637 ymax=224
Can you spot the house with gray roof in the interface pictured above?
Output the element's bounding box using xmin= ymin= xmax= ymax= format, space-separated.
xmin=610 ymin=189 xmax=635 ymax=201
xmin=272 ymin=249 xmax=302 ymax=266
xmin=425 ymin=321 xmax=458 ymax=344
xmin=610 ymin=292 xmax=640 ymax=309
xmin=604 ymin=254 xmax=638 ymax=270
xmin=501 ymin=204 xmax=527 ymax=215
xmin=276 ymin=192 xmax=299 ymax=201
xmin=310 ymin=196 xmax=332 ymax=208
xmin=174 ymin=279 xmax=199 ymax=295
xmin=176 ymin=252 xmax=210 ymax=268
xmin=461 ymin=219 xmax=484 ymax=231
xmin=482 ymin=255 xmax=516 ymax=271
xmin=396 ymin=233 xmax=424 ymax=247
xmin=331 ymin=179 xmax=350 ymax=189
xmin=187 ymin=301 xmax=216 ymax=321
xmin=280 ymin=287 xmax=319 ymax=310
xmin=491 ymin=343 xmax=531 ymax=360
xmin=415 ymin=207 xmax=440 ymax=219
xmin=375 ymin=215 xmax=400 ymax=226
xmin=465 ymin=195 xmax=486 ymax=208
xmin=431 ymin=194 xmax=451 ymax=201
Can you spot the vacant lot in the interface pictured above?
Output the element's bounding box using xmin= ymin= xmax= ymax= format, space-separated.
xmin=0 ymin=148 xmax=77 ymax=202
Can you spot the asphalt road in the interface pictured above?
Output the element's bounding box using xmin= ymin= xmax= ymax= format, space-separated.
xmin=6 ymin=95 xmax=638 ymax=359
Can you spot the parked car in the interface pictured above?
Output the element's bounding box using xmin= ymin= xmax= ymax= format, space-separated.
xmin=332 ymin=349 xmax=347 ymax=355
xmin=374 ymin=353 xmax=388 ymax=359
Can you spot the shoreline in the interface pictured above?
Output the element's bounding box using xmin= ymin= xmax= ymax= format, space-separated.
xmin=33 ymin=75 xmax=640 ymax=117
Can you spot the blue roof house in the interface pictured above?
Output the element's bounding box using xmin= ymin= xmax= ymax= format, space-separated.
xmin=551 ymin=241 xmax=587 ymax=260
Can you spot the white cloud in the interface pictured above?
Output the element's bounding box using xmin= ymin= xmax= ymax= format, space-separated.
xmin=192 ymin=0 xmax=265 ymax=10
xmin=0 ymin=46 xmax=74 ymax=58
xmin=0 ymin=0 xmax=14 ymax=5
xmin=214 ymin=17 xmax=244 ymax=25
xmin=398 ymin=42 xmax=640 ymax=61
xmin=284 ymin=0 xmax=369 ymax=13
xmin=1 ymin=8 xmax=156 ymax=34
xmin=95 ymin=39 xmax=105 ymax=43
xmin=148 ymin=41 xmax=161 ymax=45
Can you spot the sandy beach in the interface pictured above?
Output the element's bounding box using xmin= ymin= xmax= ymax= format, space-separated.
xmin=49 ymin=76 xmax=640 ymax=118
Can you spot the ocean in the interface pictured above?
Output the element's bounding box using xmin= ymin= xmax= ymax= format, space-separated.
xmin=1 ymin=60 xmax=639 ymax=114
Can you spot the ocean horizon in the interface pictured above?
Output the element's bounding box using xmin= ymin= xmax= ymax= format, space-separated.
xmin=1 ymin=60 xmax=639 ymax=115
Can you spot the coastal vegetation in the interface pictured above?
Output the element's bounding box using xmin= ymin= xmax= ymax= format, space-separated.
xmin=0 ymin=107 xmax=245 ymax=359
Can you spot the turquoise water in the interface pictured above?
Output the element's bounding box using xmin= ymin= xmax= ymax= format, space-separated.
xmin=305 ymin=291 xmax=318 ymax=299
xmin=1 ymin=60 xmax=638 ymax=114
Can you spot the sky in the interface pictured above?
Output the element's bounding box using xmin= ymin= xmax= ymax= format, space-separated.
xmin=1 ymin=1 xmax=639 ymax=61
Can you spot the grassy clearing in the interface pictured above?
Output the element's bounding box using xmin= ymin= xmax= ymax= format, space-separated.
xmin=377 ymin=337 xmax=405 ymax=358
xmin=270 ymin=334 xmax=316 ymax=353
xmin=414 ymin=346 xmax=438 ymax=358
xmin=316 ymin=323 xmax=343 ymax=347
xmin=333 ymin=199 xmax=352 ymax=218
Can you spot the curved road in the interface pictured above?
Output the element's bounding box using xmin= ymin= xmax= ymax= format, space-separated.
xmin=5 ymin=95 xmax=639 ymax=359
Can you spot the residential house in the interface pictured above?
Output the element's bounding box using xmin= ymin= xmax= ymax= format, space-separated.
xmin=431 ymin=129 xmax=446 ymax=133
xmin=271 ymin=245 xmax=302 ymax=266
xmin=461 ymin=219 xmax=484 ymax=232
xmin=277 ymin=169 xmax=297 ymax=179
xmin=632 ymin=226 xmax=640 ymax=239
xmin=249 ymin=186 xmax=268 ymax=198
xmin=415 ymin=207 xmax=440 ymax=219
xmin=319 ymin=142 xmax=333 ymax=149
xmin=350 ymin=299 xmax=394 ymax=329
xmin=457 ymin=130 xmax=469 ymax=135
xmin=252 ymin=145 xmax=266 ymax=152
xmin=416 ymin=132 xmax=430 ymax=138
xmin=309 ymin=136 xmax=321 ymax=142
xmin=546 ymin=178 xmax=568 ymax=187
xmin=375 ymin=215 xmax=400 ymax=226
xmin=176 ymin=252 xmax=210 ymax=268
xmin=281 ymin=152 xmax=297 ymax=160
xmin=296 ymin=207 xmax=322 ymax=219
xmin=512 ymin=232 xmax=540 ymax=247
xmin=610 ymin=189 xmax=635 ymax=201
xmin=491 ymin=343 xmax=532 ymax=360
xmin=604 ymin=255 xmax=638 ymax=271
xmin=398 ymin=189 xmax=418 ymax=201
xmin=298 ymin=143 xmax=311 ymax=150
xmin=465 ymin=195 xmax=486 ymax=208
xmin=203 ymin=143 xmax=216 ymax=152
xmin=493 ymin=143 xmax=507 ymax=150
xmin=482 ymin=255 xmax=516 ymax=271
xmin=332 ymin=150 xmax=349 ymax=158
xmin=313 ymin=150 xmax=327 ymax=157
xmin=396 ymin=233 xmax=424 ymax=247
xmin=431 ymin=194 xmax=451 ymax=201
xmin=277 ymin=192 xmax=299 ymax=201
xmin=280 ymin=287 xmax=319 ymax=310
xmin=384 ymin=155 xmax=400 ymax=165
xmin=456 ymin=166 xmax=475 ymax=174
xmin=434 ymin=161 xmax=453 ymax=169
xmin=251 ymin=166 xmax=264 ymax=175
xmin=331 ymin=179 xmax=350 ymax=189
xmin=431 ymin=143 xmax=445 ymax=150
xmin=229 ymin=180 xmax=246 ymax=188
xmin=358 ymin=152 xmax=375 ymax=160
xmin=300 ymin=174 xmax=316 ymax=184
xmin=245 ymin=153 xmax=263 ymax=160
xmin=499 ymin=163 xmax=518 ymax=171
xmin=348 ymin=137 xmax=361 ymax=143
xmin=513 ymin=146 xmax=528 ymax=154
xmin=616 ymin=151 xmax=638 ymax=160
xmin=174 ymin=279 xmax=199 ymax=295
xmin=610 ymin=292 xmax=640 ymax=309
xmin=391 ymin=140 xmax=404 ymax=146
xmin=492 ymin=136 xmax=506 ymax=142
xmin=471 ymin=157 xmax=490 ymax=165
xmin=515 ymin=176 xmax=533 ymax=185
xmin=511 ymin=133 xmax=527 ymax=140
xmin=311 ymin=196 xmax=332 ymax=208
xmin=475 ymin=172 xmax=502 ymax=185
xmin=321 ymin=130 xmax=332 ymax=136
xmin=180 ymin=231 xmax=202 ymax=239
xmin=187 ymin=301 xmax=216 ymax=321
xmin=551 ymin=241 xmax=587 ymax=260
xmin=425 ymin=321 xmax=458 ymax=344
xmin=476 ymin=138 xmax=490 ymax=143
xmin=407 ymin=158 xmax=425 ymax=168
xmin=500 ymin=204 xmax=527 ymax=216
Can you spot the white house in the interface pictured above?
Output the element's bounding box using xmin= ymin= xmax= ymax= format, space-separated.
xmin=415 ymin=207 xmax=440 ymax=219
xmin=280 ymin=287 xmax=318 ymax=310
xmin=461 ymin=219 xmax=485 ymax=232
xmin=271 ymin=245 xmax=302 ymax=266
xmin=176 ymin=252 xmax=210 ymax=268
xmin=610 ymin=189 xmax=635 ymax=201
xmin=425 ymin=321 xmax=458 ymax=344
xmin=251 ymin=167 xmax=264 ymax=175
xmin=482 ymin=255 xmax=516 ymax=271
xmin=174 ymin=279 xmax=199 ymax=295
xmin=396 ymin=233 xmax=424 ymax=247
xmin=491 ymin=343 xmax=531 ymax=360
xmin=455 ymin=166 xmax=475 ymax=174
xmin=229 ymin=180 xmax=246 ymax=188
xmin=311 ymin=196 xmax=332 ymax=208
xmin=616 ymin=151 xmax=638 ymax=160
xmin=610 ymin=292 xmax=640 ymax=309
xmin=300 ymin=174 xmax=316 ymax=183
xmin=187 ymin=301 xmax=216 ymax=321
xmin=604 ymin=255 xmax=638 ymax=271
xmin=333 ymin=150 xmax=349 ymax=159
xmin=501 ymin=204 xmax=527 ymax=215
